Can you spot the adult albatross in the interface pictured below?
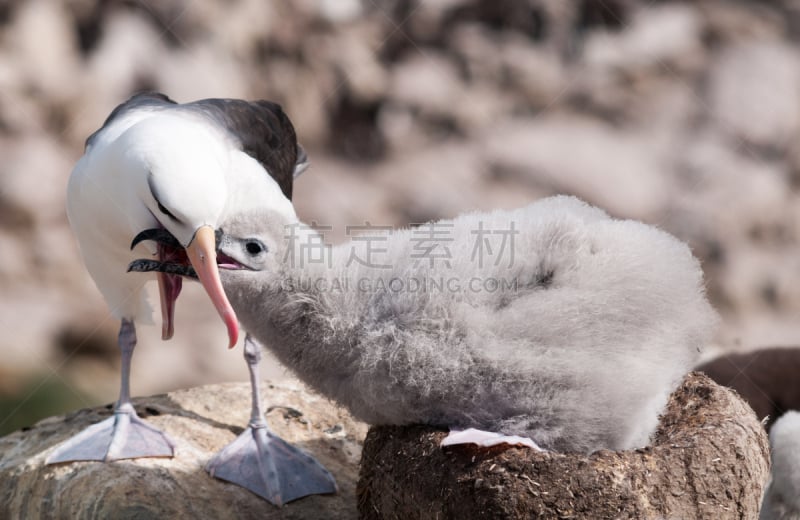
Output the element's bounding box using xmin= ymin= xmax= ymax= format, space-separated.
xmin=49 ymin=92 xmax=335 ymax=505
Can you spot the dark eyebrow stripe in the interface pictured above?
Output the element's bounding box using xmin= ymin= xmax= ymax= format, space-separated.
xmin=147 ymin=175 xmax=180 ymax=222
xmin=156 ymin=200 xmax=179 ymax=221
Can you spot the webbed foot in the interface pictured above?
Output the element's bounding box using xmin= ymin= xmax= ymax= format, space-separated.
xmin=206 ymin=424 xmax=337 ymax=506
xmin=47 ymin=406 xmax=175 ymax=463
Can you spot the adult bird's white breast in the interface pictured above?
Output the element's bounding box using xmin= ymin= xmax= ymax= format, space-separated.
xmin=70 ymin=116 xmax=224 ymax=318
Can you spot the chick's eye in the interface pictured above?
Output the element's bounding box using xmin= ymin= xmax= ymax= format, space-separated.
xmin=245 ymin=240 xmax=266 ymax=255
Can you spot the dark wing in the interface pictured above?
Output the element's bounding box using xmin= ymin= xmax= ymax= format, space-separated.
xmin=185 ymin=98 xmax=300 ymax=200
xmin=85 ymin=91 xmax=177 ymax=149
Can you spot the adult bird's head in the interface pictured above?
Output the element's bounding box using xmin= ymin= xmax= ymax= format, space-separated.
xmin=116 ymin=104 xmax=307 ymax=350
xmin=119 ymin=115 xmax=238 ymax=347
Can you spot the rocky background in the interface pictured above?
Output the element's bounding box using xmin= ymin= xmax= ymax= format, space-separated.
xmin=1 ymin=0 xmax=799 ymax=435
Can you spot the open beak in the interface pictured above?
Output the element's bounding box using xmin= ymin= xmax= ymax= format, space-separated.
xmin=185 ymin=225 xmax=239 ymax=349
xmin=157 ymin=271 xmax=179 ymax=341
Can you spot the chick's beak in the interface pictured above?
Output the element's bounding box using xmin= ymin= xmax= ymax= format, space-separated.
xmin=186 ymin=225 xmax=239 ymax=349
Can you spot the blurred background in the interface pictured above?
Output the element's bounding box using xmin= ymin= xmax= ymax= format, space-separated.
xmin=1 ymin=0 xmax=799 ymax=436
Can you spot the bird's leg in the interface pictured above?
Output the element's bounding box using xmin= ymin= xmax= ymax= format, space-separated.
xmin=246 ymin=335 xmax=266 ymax=428
xmin=117 ymin=317 xmax=136 ymax=407
xmin=47 ymin=319 xmax=175 ymax=464
xmin=441 ymin=428 xmax=545 ymax=451
xmin=205 ymin=334 xmax=337 ymax=506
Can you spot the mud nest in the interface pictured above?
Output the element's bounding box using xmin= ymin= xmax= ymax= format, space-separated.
xmin=357 ymin=372 xmax=769 ymax=519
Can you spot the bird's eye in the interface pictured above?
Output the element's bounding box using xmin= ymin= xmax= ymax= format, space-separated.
xmin=245 ymin=240 xmax=266 ymax=255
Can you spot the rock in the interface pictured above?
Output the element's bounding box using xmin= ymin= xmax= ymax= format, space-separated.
xmin=314 ymin=0 xmax=363 ymax=24
xmin=0 ymin=286 xmax=73 ymax=372
xmin=75 ymin=10 xmax=167 ymax=145
xmin=326 ymin=29 xmax=390 ymax=104
xmin=574 ymin=5 xmax=706 ymax=121
xmin=497 ymin=36 xmax=565 ymax=108
xmin=701 ymin=3 xmax=787 ymax=45
xmin=154 ymin=44 xmax=249 ymax=102
xmin=482 ymin=115 xmax=669 ymax=220
xmin=389 ymin=52 xmax=464 ymax=120
xmin=664 ymin=133 xmax=800 ymax=316
xmin=448 ymin=24 xmax=505 ymax=83
xmin=709 ymin=42 xmax=800 ymax=150
xmin=358 ymin=372 xmax=770 ymax=519
xmin=254 ymin=59 xmax=334 ymax=146
xmin=671 ymin=132 xmax=793 ymax=243
xmin=194 ymin=0 xmax=276 ymax=58
xmin=0 ymin=379 xmax=367 ymax=519
xmin=377 ymin=143 xmax=488 ymax=222
xmin=0 ymin=135 xmax=74 ymax=227
xmin=0 ymin=230 xmax=29 ymax=278
xmin=584 ymin=4 xmax=705 ymax=73
xmin=8 ymin=0 xmax=81 ymax=102
xmin=406 ymin=0 xmax=470 ymax=41
xmin=373 ymin=142 xmax=539 ymax=224
xmin=291 ymin=153 xmax=395 ymax=243
xmin=449 ymin=25 xmax=566 ymax=109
